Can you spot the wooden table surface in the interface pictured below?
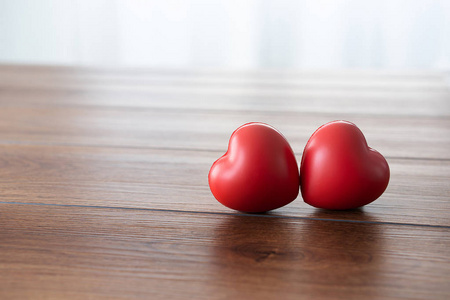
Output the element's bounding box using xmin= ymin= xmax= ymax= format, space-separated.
xmin=0 ymin=65 xmax=449 ymax=299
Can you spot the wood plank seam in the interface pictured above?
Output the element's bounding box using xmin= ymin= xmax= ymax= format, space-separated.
xmin=1 ymin=201 xmax=449 ymax=230
xmin=0 ymin=140 xmax=449 ymax=162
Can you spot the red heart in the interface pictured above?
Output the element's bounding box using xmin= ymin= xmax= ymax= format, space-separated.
xmin=300 ymin=121 xmax=390 ymax=210
xmin=209 ymin=122 xmax=300 ymax=213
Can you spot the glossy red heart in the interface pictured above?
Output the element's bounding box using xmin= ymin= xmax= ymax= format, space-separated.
xmin=300 ymin=120 xmax=390 ymax=210
xmin=209 ymin=122 xmax=300 ymax=213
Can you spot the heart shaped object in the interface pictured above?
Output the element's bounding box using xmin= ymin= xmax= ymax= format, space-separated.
xmin=209 ymin=122 xmax=299 ymax=213
xmin=300 ymin=120 xmax=390 ymax=210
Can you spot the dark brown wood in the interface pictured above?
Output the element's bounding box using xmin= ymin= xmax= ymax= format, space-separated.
xmin=0 ymin=204 xmax=449 ymax=300
xmin=0 ymin=144 xmax=449 ymax=227
xmin=0 ymin=65 xmax=449 ymax=299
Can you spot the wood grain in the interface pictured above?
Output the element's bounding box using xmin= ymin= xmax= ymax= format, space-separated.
xmin=0 ymin=144 xmax=449 ymax=227
xmin=0 ymin=65 xmax=449 ymax=117
xmin=0 ymin=65 xmax=449 ymax=299
xmin=0 ymin=204 xmax=449 ymax=300
xmin=0 ymin=104 xmax=449 ymax=160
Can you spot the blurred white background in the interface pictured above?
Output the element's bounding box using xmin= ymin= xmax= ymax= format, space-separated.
xmin=0 ymin=0 xmax=449 ymax=70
